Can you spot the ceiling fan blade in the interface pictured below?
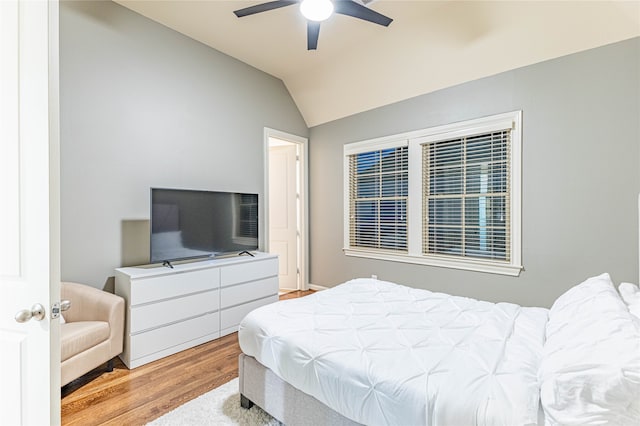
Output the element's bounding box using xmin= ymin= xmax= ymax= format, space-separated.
xmin=334 ymin=0 xmax=393 ymax=26
xmin=307 ymin=21 xmax=321 ymax=50
xmin=233 ymin=1 xmax=298 ymax=18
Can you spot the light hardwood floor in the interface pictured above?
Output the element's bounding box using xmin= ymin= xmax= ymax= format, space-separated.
xmin=61 ymin=290 xmax=314 ymax=425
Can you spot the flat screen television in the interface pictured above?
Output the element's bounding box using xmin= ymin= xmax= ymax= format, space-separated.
xmin=150 ymin=188 xmax=258 ymax=264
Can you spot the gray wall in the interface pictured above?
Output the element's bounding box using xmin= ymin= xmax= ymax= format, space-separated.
xmin=60 ymin=1 xmax=308 ymax=289
xmin=309 ymin=37 xmax=640 ymax=308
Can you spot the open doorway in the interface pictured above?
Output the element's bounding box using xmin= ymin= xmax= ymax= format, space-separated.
xmin=264 ymin=128 xmax=308 ymax=292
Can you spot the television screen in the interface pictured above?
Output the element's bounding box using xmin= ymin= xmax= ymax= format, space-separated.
xmin=150 ymin=188 xmax=258 ymax=263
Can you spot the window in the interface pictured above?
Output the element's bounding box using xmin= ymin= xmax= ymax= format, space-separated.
xmin=348 ymin=145 xmax=408 ymax=251
xmin=423 ymin=131 xmax=510 ymax=260
xmin=344 ymin=111 xmax=522 ymax=276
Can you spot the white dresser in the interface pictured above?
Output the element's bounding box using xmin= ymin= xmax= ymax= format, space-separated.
xmin=115 ymin=252 xmax=278 ymax=369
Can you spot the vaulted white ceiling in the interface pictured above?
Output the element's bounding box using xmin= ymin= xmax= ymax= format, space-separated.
xmin=114 ymin=1 xmax=640 ymax=127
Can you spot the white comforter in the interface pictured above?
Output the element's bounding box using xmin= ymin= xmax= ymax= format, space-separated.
xmin=239 ymin=278 xmax=549 ymax=426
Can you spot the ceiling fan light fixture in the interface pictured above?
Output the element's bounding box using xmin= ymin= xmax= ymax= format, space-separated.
xmin=300 ymin=0 xmax=334 ymax=22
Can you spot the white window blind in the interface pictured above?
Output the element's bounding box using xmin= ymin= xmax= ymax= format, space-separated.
xmin=349 ymin=146 xmax=408 ymax=251
xmin=422 ymin=130 xmax=510 ymax=261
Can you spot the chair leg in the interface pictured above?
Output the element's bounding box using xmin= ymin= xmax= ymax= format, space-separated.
xmin=106 ymin=358 xmax=114 ymax=372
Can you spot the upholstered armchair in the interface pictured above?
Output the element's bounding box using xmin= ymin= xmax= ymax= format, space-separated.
xmin=60 ymin=281 xmax=125 ymax=387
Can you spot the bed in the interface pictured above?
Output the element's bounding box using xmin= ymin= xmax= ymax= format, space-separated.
xmin=238 ymin=274 xmax=640 ymax=425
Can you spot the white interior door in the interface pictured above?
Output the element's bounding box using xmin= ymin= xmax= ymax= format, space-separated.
xmin=0 ymin=0 xmax=60 ymax=424
xmin=269 ymin=143 xmax=299 ymax=290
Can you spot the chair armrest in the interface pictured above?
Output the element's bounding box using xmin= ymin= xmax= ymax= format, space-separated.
xmin=60 ymin=281 xmax=125 ymax=358
xmin=61 ymin=282 xmax=123 ymax=323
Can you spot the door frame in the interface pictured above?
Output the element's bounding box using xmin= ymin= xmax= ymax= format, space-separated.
xmin=263 ymin=128 xmax=309 ymax=291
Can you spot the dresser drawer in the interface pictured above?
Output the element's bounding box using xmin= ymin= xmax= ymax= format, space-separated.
xmin=130 ymin=267 xmax=220 ymax=305
xmin=220 ymin=277 xmax=278 ymax=310
xmin=130 ymin=289 xmax=219 ymax=333
xmin=130 ymin=313 xmax=219 ymax=360
xmin=220 ymin=295 xmax=278 ymax=331
xmin=220 ymin=258 xmax=277 ymax=286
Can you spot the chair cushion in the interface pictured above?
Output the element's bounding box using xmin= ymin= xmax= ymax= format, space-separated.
xmin=61 ymin=321 xmax=110 ymax=362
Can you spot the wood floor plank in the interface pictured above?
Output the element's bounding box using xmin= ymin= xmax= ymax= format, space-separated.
xmin=61 ymin=290 xmax=315 ymax=425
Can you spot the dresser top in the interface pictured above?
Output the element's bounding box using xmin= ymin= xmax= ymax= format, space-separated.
xmin=115 ymin=252 xmax=277 ymax=279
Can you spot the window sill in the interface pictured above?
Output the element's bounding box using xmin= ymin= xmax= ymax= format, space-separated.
xmin=343 ymin=248 xmax=523 ymax=277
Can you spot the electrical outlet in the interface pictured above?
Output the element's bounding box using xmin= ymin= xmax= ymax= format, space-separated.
xmin=371 ymin=274 xmax=378 ymax=280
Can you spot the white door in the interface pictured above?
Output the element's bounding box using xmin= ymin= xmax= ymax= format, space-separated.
xmin=0 ymin=0 xmax=61 ymax=424
xmin=269 ymin=143 xmax=299 ymax=290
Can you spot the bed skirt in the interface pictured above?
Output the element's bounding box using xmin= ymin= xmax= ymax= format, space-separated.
xmin=238 ymin=353 xmax=361 ymax=426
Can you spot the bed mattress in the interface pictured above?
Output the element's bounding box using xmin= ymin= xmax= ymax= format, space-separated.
xmin=239 ymin=278 xmax=549 ymax=426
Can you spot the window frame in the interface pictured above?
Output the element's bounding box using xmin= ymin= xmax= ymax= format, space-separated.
xmin=343 ymin=111 xmax=522 ymax=276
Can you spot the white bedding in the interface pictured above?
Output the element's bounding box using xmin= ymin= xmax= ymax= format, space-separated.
xmin=239 ymin=278 xmax=549 ymax=426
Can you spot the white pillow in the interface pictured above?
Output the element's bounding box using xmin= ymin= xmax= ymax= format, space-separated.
xmin=619 ymin=282 xmax=640 ymax=320
xmin=539 ymin=273 xmax=640 ymax=425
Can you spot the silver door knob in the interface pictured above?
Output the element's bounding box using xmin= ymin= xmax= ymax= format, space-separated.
xmin=15 ymin=303 xmax=46 ymax=323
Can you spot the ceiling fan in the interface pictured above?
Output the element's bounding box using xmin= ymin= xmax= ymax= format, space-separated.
xmin=233 ymin=0 xmax=393 ymax=50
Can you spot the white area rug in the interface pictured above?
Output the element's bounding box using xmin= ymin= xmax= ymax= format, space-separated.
xmin=147 ymin=378 xmax=282 ymax=426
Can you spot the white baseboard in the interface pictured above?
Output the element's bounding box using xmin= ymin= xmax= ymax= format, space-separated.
xmin=307 ymin=283 xmax=328 ymax=291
